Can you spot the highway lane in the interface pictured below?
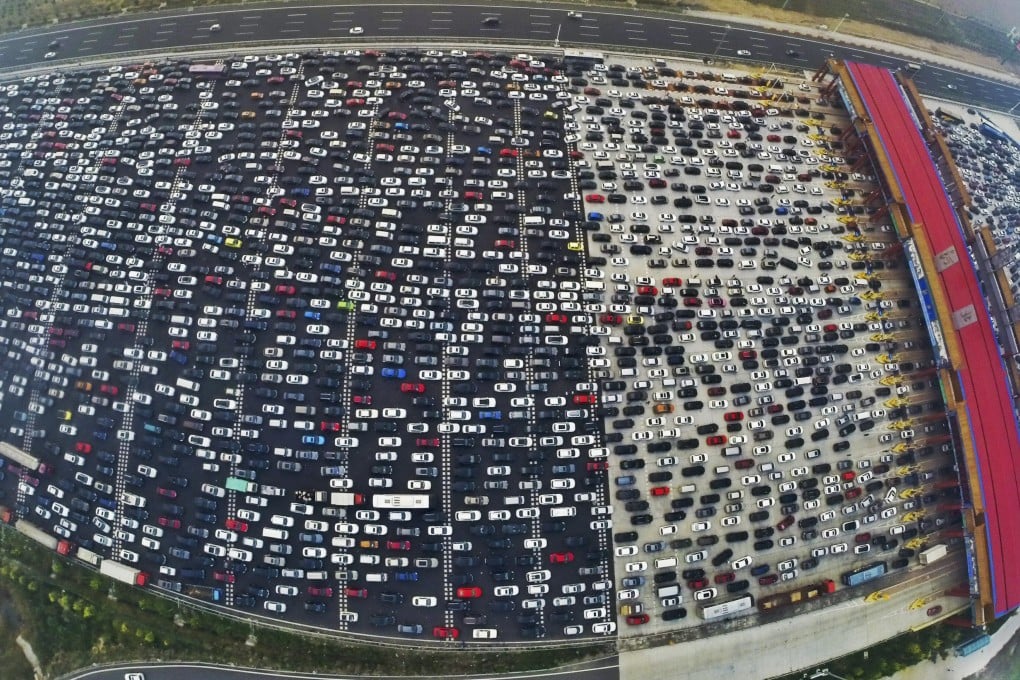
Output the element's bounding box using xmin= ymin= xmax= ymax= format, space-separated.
xmin=68 ymin=657 xmax=621 ymax=680
xmin=0 ymin=3 xmax=1016 ymax=112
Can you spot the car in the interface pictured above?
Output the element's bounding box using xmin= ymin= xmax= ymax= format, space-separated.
xmin=549 ymin=552 xmax=574 ymax=564
xmin=349 ymin=26 xmax=364 ymax=34
xmin=456 ymin=586 xmax=483 ymax=599
xmin=433 ymin=626 xmax=459 ymax=639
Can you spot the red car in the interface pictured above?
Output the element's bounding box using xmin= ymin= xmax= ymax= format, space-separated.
xmin=573 ymin=394 xmax=597 ymax=405
xmin=158 ymin=517 xmax=181 ymax=529
xmin=599 ymin=313 xmax=623 ymax=325
xmin=204 ymin=275 xmax=223 ymax=286
xmin=637 ymin=285 xmax=658 ymax=295
xmin=387 ymin=111 xmax=407 ymax=120
xmin=308 ymin=586 xmax=334 ymax=597
xmin=401 ymin=383 xmax=425 ymax=393
xmin=714 ymin=572 xmax=736 ymax=584
xmin=156 ymin=487 xmax=177 ymax=498
xmin=499 ymin=148 xmax=518 ymax=158
xmin=386 ymin=540 xmax=411 ymax=551
xmin=706 ymin=435 xmax=727 ymax=446
xmin=651 ymin=486 xmax=670 ymax=496
xmin=345 ymin=587 xmax=368 ymax=599
xmin=549 ymin=552 xmax=574 ymax=564
xmin=585 ymin=194 xmax=606 ymax=203
xmin=225 ymin=518 xmax=249 ymax=532
xmin=626 ymin=613 xmax=650 ymax=625
xmin=74 ymin=442 xmax=92 ymax=454
xmin=433 ymin=626 xmax=459 ymax=640
xmin=662 ymin=276 xmax=683 ymax=286
xmin=117 ymin=322 xmax=135 ymax=332
xmin=352 ymin=395 xmax=372 ymax=405
xmin=724 ymin=412 xmax=743 ymax=422
xmin=845 ymin=487 xmax=862 ymax=499
xmin=494 ymin=239 xmax=516 ymax=249
xmin=354 ymin=339 xmax=377 ymax=350
xmin=171 ymin=340 xmax=190 ymax=350
xmin=545 ymin=313 xmax=568 ymax=324
xmin=759 ymin=574 xmax=779 ymax=586
xmin=276 ymin=310 xmax=297 ymax=319
xmin=456 ymin=586 xmax=482 ymax=599
xmin=321 ymin=422 xmax=342 ymax=432
xmin=416 ymin=438 xmax=440 ymax=447
xmin=279 ymin=197 xmax=297 ymax=208
xmin=688 ymin=578 xmax=708 ymax=590
xmin=587 ymin=461 xmax=608 ymax=472
xmin=374 ymin=270 xmax=396 ymax=281
xmin=464 ymin=191 xmax=484 ymax=201
xmin=708 ymin=297 xmax=726 ymax=308
xmin=99 ymin=384 xmax=118 ymax=396
xmin=275 ymin=284 xmax=296 ymax=295
xmin=841 ymin=470 xmax=856 ymax=481
xmin=212 ymin=571 xmax=235 ymax=583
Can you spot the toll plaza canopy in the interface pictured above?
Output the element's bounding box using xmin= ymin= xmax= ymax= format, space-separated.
xmin=846 ymin=61 xmax=1020 ymax=617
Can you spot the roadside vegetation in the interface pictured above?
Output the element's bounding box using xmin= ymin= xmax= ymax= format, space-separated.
xmin=0 ymin=530 xmax=612 ymax=678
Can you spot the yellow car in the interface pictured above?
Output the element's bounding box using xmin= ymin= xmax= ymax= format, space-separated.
xmin=225 ymin=237 xmax=243 ymax=249
xmin=626 ymin=315 xmax=644 ymax=325
xmin=567 ymin=241 xmax=584 ymax=252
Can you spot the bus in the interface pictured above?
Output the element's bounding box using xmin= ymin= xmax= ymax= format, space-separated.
xmin=372 ymin=494 xmax=432 ymax=510
xmin=0 ymin=442 xmax=40 ymax=471
xmin=698 ymin=594 xmax=755 ymax=620
xmin=842 ymin=561 xmax=887 ymax=587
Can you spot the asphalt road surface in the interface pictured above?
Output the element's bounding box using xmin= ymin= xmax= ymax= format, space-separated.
xmin=1 ymin=2 xmax=1017 ymax=111
xmin=70 ymin=658 xmax=621 ymax=680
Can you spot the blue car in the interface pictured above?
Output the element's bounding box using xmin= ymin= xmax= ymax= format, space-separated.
xmin=291 ymin=187 xmax=311 ymax=197
xmin=381 ymin=367 xmax=406 ymax=379
xmin=301 ymin=435 xmax=326 ymax=446
xmin=479 ymin=410 xmax=502 ymax=420
xmin=395 ymin=571 xmax=420 ymax=582
xmin=304 ymin=310 xmax=321 ymax=320
xmin=168 ymin=350 xmax=188 ymax=365
xmin=587 ymin=211 xmax=605 ymax=221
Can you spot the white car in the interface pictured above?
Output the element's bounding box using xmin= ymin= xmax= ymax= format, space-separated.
xmin=349 ymin=26 xmax=364 ymax=34
xmin=694 ymin=587 xmax=718 ymax=601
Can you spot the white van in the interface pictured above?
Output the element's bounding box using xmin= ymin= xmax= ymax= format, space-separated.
xmin=176 ymin=377 xmax=199 ymax=392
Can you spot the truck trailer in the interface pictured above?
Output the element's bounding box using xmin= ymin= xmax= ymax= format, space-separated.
xmin=99 ymin=559 xmax=149 ymax=586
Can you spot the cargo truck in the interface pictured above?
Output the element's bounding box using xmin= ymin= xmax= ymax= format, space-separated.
xmin=758 ymin=579 xmax=835 ymax=611
xmin=99 ymin=559 xmax=149 ymax=586
xmin=295 ymin=490 xmax=365 ymax=505
xmin=225 ymin=477 xmax=257 ymax=493
xmin=184 ymin=585 xmax=224 ymax=602
xmin=918 ymin=544 xmax=948 ymax=565
xmin=15 ymin=520 xmax=74 ymax=555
